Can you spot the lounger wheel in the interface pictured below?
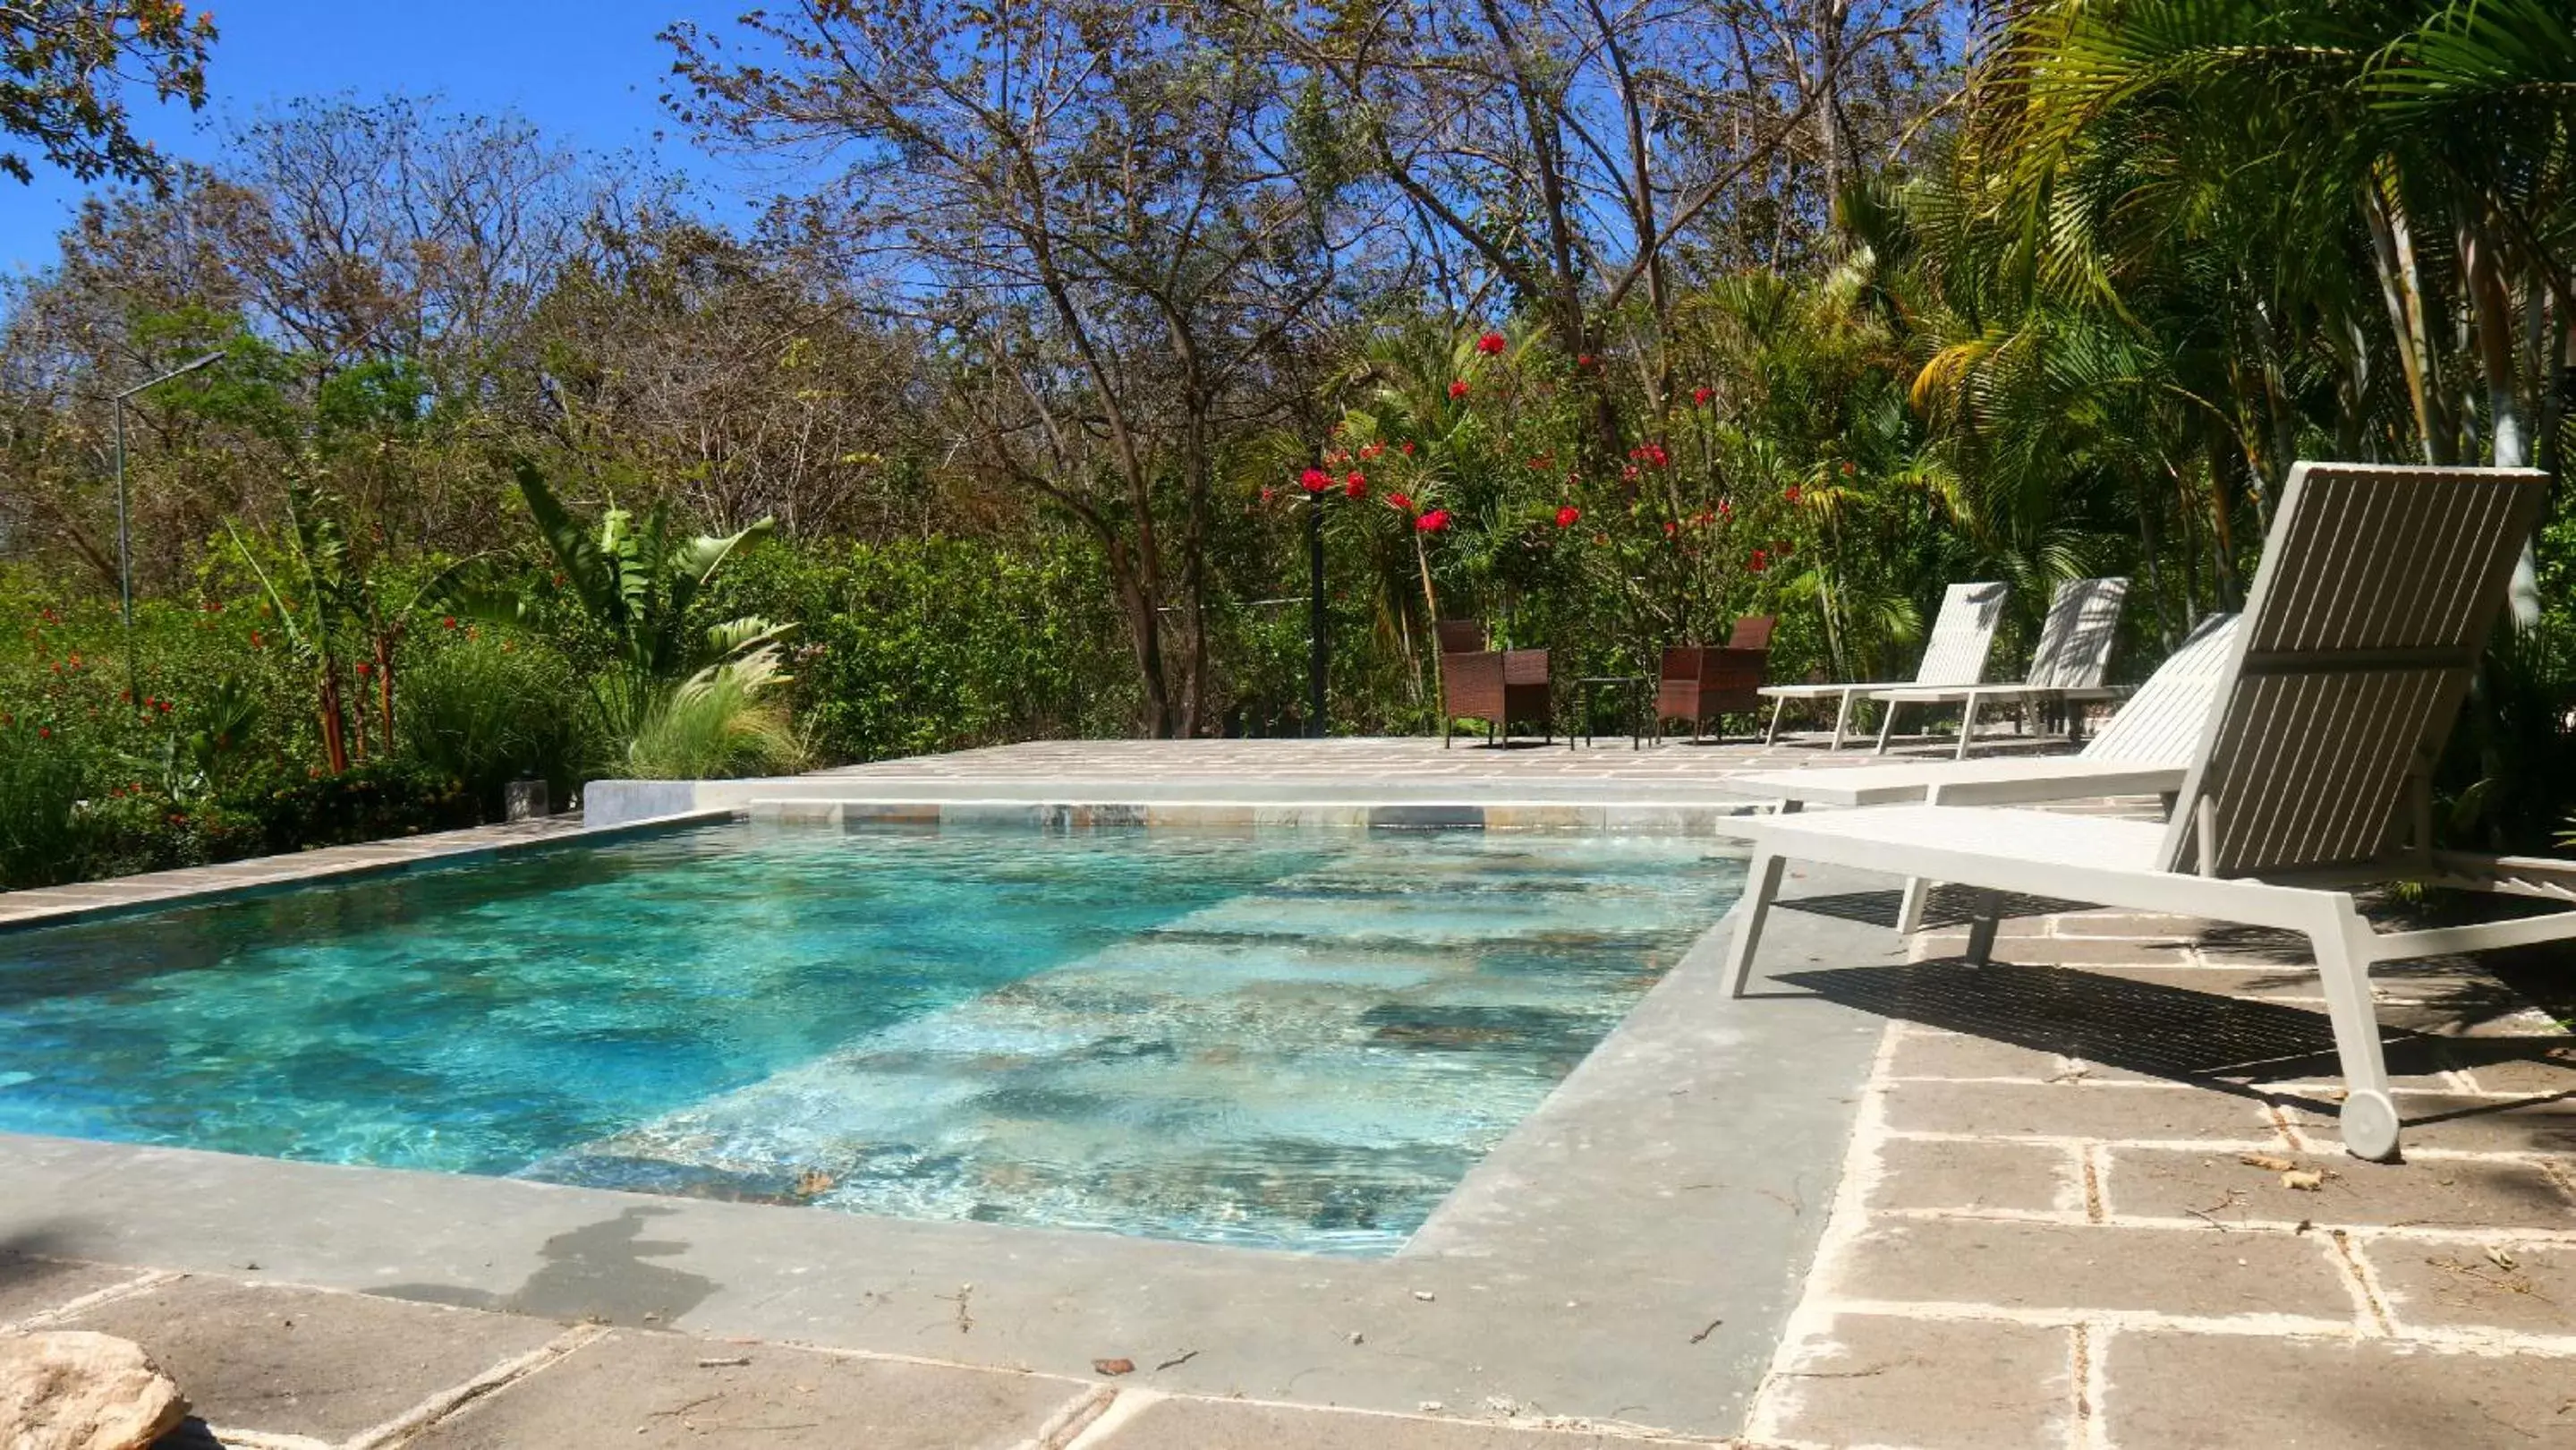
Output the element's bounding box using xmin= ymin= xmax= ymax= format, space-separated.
xmin=2339 ymin=1089 xmax=2401 ymax=1163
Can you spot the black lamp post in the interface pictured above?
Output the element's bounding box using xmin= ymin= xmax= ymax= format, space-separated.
xmin=113 ymin=351 xmax=226 ymax=704
xmin=1307 ymin=490 xmax=1328 ymax=737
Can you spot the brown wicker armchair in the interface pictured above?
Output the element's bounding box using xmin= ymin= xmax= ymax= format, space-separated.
xmin=1437 ymin=620 xmax=1555 ymax=746
xmin=1655 ymin=616 xmax=1776 ymax=742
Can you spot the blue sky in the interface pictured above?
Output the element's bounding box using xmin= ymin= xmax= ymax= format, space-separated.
xmin=2 ymin=0 xmax=752 ymax=274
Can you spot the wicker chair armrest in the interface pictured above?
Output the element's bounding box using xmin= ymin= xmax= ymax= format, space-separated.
xmin=1501 ymin=648 xmax=1552 ymax=686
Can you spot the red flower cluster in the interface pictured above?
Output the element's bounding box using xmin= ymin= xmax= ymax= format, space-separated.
xmin=442 ymin=616 xmax=459 ymax=629
xmin=1749 ymin=549 xmax=1770 ymax=572
xmin=1399 ymin=440 xmax=1416 ymax=456
xmin=1344 ymin=472 xmax=1368 ymax=500
xmin=1416 ymin=509 xmax=1452 ymax=533
xmin=1387 ymin=491 xmax=1415 ymax=512
xmin=1692 ymin=386 xmax=1713 ymax=406
xmin=1475 ymin=331 xmax=1507 ymax=355
xmin=1300 ymin=467 xmax=1331 ymax=494
xmin=1628 ymin=442 xmax=1669 ymax=469
xmin=1785 ymin=485 xmax=1801 ymax=503
xmin=1447 ymin=380 xmax=1470 ymax=401
xmin=1555 ymin=506 xmax=1581 ymax=528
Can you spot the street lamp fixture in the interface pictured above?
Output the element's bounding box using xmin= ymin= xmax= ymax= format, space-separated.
xmin=113 ymin=350 xmax=225 ymax=704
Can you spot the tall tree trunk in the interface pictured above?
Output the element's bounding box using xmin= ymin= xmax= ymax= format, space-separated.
xmin=2462 ymin=212 xmax=2538 ymax=625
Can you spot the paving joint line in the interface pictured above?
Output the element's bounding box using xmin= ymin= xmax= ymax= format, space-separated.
xmin=342 ymin=1322 xmax=607 ymax=1450
xmin=1817 ymin=1296 xmax=2576 ymax=1356
xmin=2327 ymin=1230 xmax=2396 ymax=1337
xmin=1021 ymin=1385 xmax=1122 ymax=1450
xmin=1881 ymin=1124 xmax=2576 ymax=1168
xmin=1741 ymin=1024 xmax=1900 ymax=1448
xmin=4 ymin=1268 xmax=179 ymax=1330
xmin=2064 ymin=1322 xmax=2096 ymax=1450
xmin=1867 ymin=1203 xmax=2576 ymax=1249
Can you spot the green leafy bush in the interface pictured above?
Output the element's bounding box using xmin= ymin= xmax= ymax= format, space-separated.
xmin=399 ymin=636 xmax=589 ymax=809
xmin=0 ymin=720 xmax=87 ymax=890
xmin=623 ymin=644 xmax=809 ymax=780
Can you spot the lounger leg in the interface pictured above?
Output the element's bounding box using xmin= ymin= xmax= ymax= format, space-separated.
xmin=1898 ymin=780 xmax=1948 ymax=934
xmin=1875 ymin=699 xmax=1900 ymax=755
xmin=2308 ymin=900 xmax=2401 ymax=1162
xmin=1896 ymin=877 xmax=1933 ymax=934
xmin=1765 ymin=696 xmax=1788 ymax=745
xmin=1961 ymin=889 xmax=2002 ymax=966
xmin=1954 ymin=695 xmax=1980 ymax=761
xmin=1830 ymin=692 xmax=1855 ymax=751
xmin=1724 ymin=849 xmax=1790 ymax=998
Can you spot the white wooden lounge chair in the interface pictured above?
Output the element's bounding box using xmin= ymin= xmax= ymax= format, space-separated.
xmin=1730 ymin=612 xmax=2240 ymax=933
xmin=1758 ymin=582 xmax=2010 ymax=749
xmin=1723 ymin=462 xmax=2557 ymax=1162
xmin=1871 ymin=576 xmax=2130 ymax=760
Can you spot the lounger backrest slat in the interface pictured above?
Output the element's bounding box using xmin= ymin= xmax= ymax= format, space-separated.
xmin=2025 ymin=577 xmax=2129 ymax=688
xmin=2079 ymin=612 xmax=2240 ymax=763
xmin=1911 ymin=582 xmax=2011 ymax=687
xmin=2155 ymin=464 xmax=2547 ymax=878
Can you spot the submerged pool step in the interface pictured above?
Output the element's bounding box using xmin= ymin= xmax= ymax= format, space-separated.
xmin=735 ymin=798 xmax=1760 ymax=834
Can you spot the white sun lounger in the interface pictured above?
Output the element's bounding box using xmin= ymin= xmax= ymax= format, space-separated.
xmin=1872 ymin=576 xmax=2130 ymax=759
xmin=1730 ymin=612 xmax=2240 ymax=932
xmin=1724 ymin=462 xmax=2561 ymax=1162
xmin=1759 ymin=581 xmax=2009 ymax=749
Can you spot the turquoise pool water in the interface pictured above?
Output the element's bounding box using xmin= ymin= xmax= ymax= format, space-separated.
xmin=0 ymin=824 xmax=1745 ymax=1255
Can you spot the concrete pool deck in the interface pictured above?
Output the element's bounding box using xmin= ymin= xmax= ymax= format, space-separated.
xmin=4 ymin=733 xmax=2574 ymax=1446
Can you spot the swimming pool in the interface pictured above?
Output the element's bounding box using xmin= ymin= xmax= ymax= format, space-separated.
xmin=0 ymin=823 xmax=1745 ymax=1255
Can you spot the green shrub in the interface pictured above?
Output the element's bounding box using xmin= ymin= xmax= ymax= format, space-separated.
xmin=622 ymin=645 xmax=810 ymax=780
xmin=0 ymin=721 xmax=87 ymax=890
xmin=709 ymin=535 xmax=1136 ymax=761
xmin=399 ymin=637 xmax=588 ymax=809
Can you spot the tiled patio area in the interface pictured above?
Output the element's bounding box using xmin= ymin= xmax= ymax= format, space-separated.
xmin=4 ymin=734 xmax=2572 ymax=1447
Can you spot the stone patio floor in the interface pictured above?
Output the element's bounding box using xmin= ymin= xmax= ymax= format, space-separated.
xmin=5 ymin=732 xmax=2574 ymax=1447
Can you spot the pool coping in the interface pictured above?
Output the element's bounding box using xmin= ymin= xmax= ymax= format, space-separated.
xmin=0 ymin=808 xmax=736 ymax=934
xmin=0 ymin=797 xmax=1768 ymax=934
xmin=0 ymin=858 xmax=1896 ymax=1438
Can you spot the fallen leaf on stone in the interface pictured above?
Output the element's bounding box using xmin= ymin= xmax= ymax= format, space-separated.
xmin=2239 ymin=1153 xmax=2298 ymax=1172
xmin=1412 ymin=1290 xmax=1436 ymax=1301
xmin=2295 ymin=1219 xmax=2314 ymax=1234
xmin=2282 ymin=1171 xmax=2325 ymax=1191
xmin=794 ymin=1168 xmax=835 ymax=1197
xmin=697 ymin=1356 xmax=751 ymax=1369
xmin=1092 ymin=1358 xmax=1135 ymax=1377
xmin=2487 ymin=1247 xmax=2520 ymax=1273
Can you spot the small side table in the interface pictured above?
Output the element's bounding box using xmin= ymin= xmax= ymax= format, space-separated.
xmin=1574 ymin=676 xmax=1648 ymax=749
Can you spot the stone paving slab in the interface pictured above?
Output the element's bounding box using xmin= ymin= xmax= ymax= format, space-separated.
xmin=2368 ymin=1241 xmax=2576 ymax=1338
xmin=2101 ymin=1146 xmax=2576 ymax=1232
xmin=1834 ymin=1216 xmax=2363 ymax=1321
xmin=1867 ymin=1138 xmax=2081 ymax=1215
xmin=2099 ymin=1331 xmax=2576 ymax=1447
xmin=2282 ymin=1092 xmax=2576 ymax=1157
xmin=1878 ymin=1079 xmax=2286 ymax=1144
xmin=0 ymin=1250 xmax=147 ymax=1326
xmin=1756 ymin=1312 xmax=2073 ymax=1450
xmin=404 ymin=1329 xmax=1087 ymax=1450
xmin=57 ymin=1275 xmax=565 ymax=1442
xmin=1085 ymin=1395 xmax=1709 ymax=1447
